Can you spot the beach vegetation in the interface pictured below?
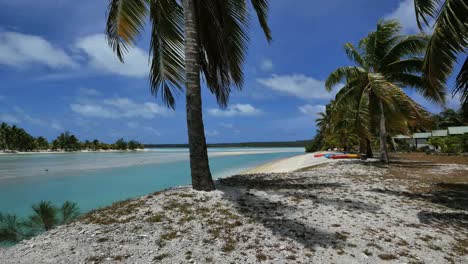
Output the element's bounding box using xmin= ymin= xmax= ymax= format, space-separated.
xmin=0 ymin=201 xmax=80 ymax=243
xmin=104 ymin=0 xmax=272 ymax=191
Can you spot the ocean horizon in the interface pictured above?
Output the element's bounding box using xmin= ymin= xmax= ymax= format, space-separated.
xmin=0 ymin=147 xmax=303 ymax=217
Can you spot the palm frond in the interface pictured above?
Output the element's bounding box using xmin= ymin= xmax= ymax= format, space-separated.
xmin=391 ymin=72 xmax=445 ymax=103
xmin=344 ymin=43 xmax=365 ymax=67
xmin=197 ymin=0 xmax=250 ymax=107
xmin=360 ymin=20 xmax=402 ymax=68
xmin=325 ymin=66 xmax=366 ymax=91
xmin=106 ymin=0 xmax=149 ymax=62
xmin=453 ymin=56 xmax=468 ymax=105
xmin=381 ymin=34 xmax=429 ymax=66
xmin=250 ymin=0 xmax=272 ymax=42
xmin=414 ymin=0 xmax=441 ymax=29
xmin=422 ymin=0 xmax=468 ymax=102
xmin=149 ymin=0 xmax=185 ymax=109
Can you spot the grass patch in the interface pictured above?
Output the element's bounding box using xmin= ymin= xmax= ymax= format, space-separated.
xmin=146 ymin=213 xmax=165 ymax=223
xmin=160 ymin=230 xmax=178 ymax=242
xmin=378 ymin=254 xmax=398 ymax=260
xmin=81 ymin=199 xmax=145 ymax=225
xmin=453 ymin=238 xmax=468 ymax=255
xmin=256 ymin=251 xmax=267 ymax=261
xmin=153 ymin=253 xmax=170 ymax=261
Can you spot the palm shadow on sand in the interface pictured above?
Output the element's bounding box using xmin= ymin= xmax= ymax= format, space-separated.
xmin=217 ymin=173 xmax=381 ymax=251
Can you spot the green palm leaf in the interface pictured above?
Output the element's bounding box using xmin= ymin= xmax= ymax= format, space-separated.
xmin=148 ymin=0 xmax=185 ymax=108
xmin=106 ymin=0 xmax=149 ymax=62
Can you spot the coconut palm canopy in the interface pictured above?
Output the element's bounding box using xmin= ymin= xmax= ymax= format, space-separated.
xmin=324 ymin=20 xmax=435 ymax=162
xmin=413 ymin=0 xmax=468 ymax=105
xmin=106 ymin=0 xmax=271 ymax=109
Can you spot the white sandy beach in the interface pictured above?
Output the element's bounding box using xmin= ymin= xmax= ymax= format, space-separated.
xmin=245 ymin=152 xmax=335 ymax=173
xmin=2 ymin=153 xmax=468 ymax=264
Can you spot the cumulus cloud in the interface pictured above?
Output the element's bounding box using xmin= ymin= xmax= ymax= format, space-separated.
xmin=0 ymin=107 xmax=63 ymax=130
xmin=298 ymin=104 xmax=326 ymax=116
xmin=78 ymin=87 xmax=100 ymax=96
xmin=75 ymin=34 xmax=149 ymax=77
xmin=71 ymin=97 xmax=171 ymax=119
xmin=205 ymin=130 xmax=220 ymax=136
xmin=385 ymin=0 xmax=421 ymax=33
xmin=127 ymin=122 xmax=161 ymax=136
xmin=208 ymin=104 xmax=262 ymax=117
xmin=260 ymin=59 xmax=274 ymax=72
xmin=257 ymin=74 xmax=337 ymax=100
xmin=0 ymin=113 xmax=20 ymax=123
xmin=0 ymin=31 xmax=77 ymax=68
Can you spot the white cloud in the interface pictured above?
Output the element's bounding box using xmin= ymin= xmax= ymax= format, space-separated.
xmin=221 ymin=123 xmax=233 ymax=129
xmin=208 ymin=104 xmax=262 ymax=117
xmin=257 ymin=74 xmax=337 ymax=100
xmin=127 ymin=122 xmax=161 ymax=136
xmin=51 ymin=122 xmax=63 ymax=131
xmin=78 ymin=87 xmax=100 ymax=96
xmin=75 ymin=34 xmax=149 ymax=77
xmin=0 ymin=107 xmax=62 ymax=129
xmin=298 ymin=104 xmax=326 ymax=116
xmin=385 ymin=0 xmax=422 ymax=33
xmin=0 ymin=113 xmax=20 ymax=123
xmin=205 ymin=130 xmax=220 ymax=136
xmin=71 ymin=97 xmax=171 ymax=119
xmin=0 ymin=31 xmax=78 ymax=68
xmin=260 ymin=59 xmax=274 ymax=72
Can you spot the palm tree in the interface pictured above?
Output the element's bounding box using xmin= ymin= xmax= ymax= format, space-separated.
xmin=413 ymin=0 xmax=468 ymax=106
xmin=105 ymin=0 xmax=271 ymax=191
xmin=326 ymin=20 xmax=441 ymax=163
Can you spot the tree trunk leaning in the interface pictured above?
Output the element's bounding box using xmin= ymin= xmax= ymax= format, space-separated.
xmin=182 ymin=0 xmax=215 ymax=191
xmin=378 ymin=100 xmax=389 ymax=164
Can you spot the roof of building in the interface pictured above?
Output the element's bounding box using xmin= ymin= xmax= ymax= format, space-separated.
xmin=432 ymin=130 xmax=448 ymax=137
xmin=393 ymin=135 xmax=412 ymax=139
xmin=448 ymin=126 xmax=468 ymax=135
xmin=413 ymin=132 xmax=432 ymax=139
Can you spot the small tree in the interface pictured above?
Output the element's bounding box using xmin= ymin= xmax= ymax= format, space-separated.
xmin=27 ymin=201 xmax=58 ymax=232
xmin=35 ymin=137 xmax=49 ymax=150
xmin=115 ymin=138 xmax=128 ymax=150
xmin=127 ymin=140 xmax=141 ymax=150
xmin=0 ymin=213 xmax=23 ymax=242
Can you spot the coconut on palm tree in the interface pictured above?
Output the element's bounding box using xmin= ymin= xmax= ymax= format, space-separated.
xmin=413 ymin=0 xmax=468 ymax=106
xmin=105 ymin=0 xmax=271 ymax=191
xmin=325 ymin=20 xmax=441 ymax=163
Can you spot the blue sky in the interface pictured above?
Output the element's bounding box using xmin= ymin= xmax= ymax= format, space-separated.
xmin=0 ymin=0 xmax=462 ymax=144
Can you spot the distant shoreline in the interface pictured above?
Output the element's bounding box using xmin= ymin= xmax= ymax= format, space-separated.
xmin=0 ymin=149 xmax=145 ymax=155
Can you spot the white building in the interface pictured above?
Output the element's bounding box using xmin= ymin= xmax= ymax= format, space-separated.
xmin=393 ymin=126 xmax=468 ymax=149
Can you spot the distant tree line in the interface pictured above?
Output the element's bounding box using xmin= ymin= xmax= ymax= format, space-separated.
xmin=0 ymin=122 xmax=144 ymax=152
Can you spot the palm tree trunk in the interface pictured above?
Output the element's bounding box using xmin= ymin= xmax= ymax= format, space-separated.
xmin=182 ymin=0 xmax=215 ymax=191
xmin=378 ymin=100 xmax=389 ymax=163
xmin=366 ymin=138 xmax=373 ymax=158
xmin=359 ymin=137 xmax=366 ymax=154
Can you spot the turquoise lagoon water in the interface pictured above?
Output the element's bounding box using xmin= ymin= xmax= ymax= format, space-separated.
xmin=0 ymin=148 xmax=303 ymax=217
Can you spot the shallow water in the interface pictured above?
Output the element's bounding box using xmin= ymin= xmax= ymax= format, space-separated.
xmin=0 ymin=148 xmax=303 ymax=217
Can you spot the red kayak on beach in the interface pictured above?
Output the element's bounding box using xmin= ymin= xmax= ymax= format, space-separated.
xmin=331 ymin=154 xmax=359 ymax=159
xmin=314 ymin=153 xmax=326 ymax=157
